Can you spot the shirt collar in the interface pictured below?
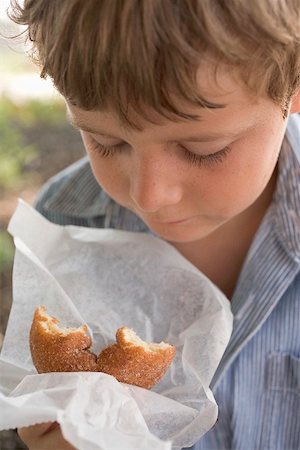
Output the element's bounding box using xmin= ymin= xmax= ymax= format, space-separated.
xmin=274 ymin=115 xmax=300 ymax=259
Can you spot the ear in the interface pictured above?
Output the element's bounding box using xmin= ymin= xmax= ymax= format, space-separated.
xmin=290 ymin=88 xmax=300 ymax=113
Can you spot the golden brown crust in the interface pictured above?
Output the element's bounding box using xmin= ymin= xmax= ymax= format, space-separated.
xmin=29 ymin=306 xmax=176 ymax=389
xmin=29 ymin=306 xmax=97 ymax=372
xmin=98 ymin=328 xmax=176 ymax=388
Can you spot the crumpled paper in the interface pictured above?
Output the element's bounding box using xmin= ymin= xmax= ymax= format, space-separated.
xmin=0 ymin=200 xmax=233 ymax=450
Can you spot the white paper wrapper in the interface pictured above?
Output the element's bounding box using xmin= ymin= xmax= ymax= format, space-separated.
xmin=0 ymin=200 xmax=233 ymax=449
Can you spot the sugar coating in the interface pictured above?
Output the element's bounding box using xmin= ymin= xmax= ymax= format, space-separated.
xmin=30 ymin=306 xmax=176 ymax=389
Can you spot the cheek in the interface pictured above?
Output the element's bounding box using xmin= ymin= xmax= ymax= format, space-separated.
xmin=196 ymin=136 xmax=281 ymax=217
xmin=81 ymin=133 xmax=129 ymax=200
xmin=89 ymin=154 xmax=128 ymax=198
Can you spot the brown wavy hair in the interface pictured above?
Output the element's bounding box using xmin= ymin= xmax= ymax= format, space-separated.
xmin=8 ymin=0 xmax=300 ymax=125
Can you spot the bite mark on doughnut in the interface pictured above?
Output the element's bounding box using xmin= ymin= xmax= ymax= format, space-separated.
xmin=30 ymin=306 xmax=97 ymax=372
xmin=30 ymin=306 xmax=176 ymax=389
xmin=97 ymin=327 xmax=176 ymax=388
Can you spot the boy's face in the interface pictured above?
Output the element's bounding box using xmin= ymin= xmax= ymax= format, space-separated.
xmin=66 ymin=64 xmax=291 ymax=244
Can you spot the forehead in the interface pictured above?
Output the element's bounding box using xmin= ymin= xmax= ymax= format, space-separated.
xmin=67 ymin=62 xmax=267 ymax=139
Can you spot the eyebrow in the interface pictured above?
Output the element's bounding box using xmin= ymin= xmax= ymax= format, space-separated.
xmin=67 ymin=115 xmax=118 ymax=138
xmin=67 ymin=115 xmax=249 ymax=143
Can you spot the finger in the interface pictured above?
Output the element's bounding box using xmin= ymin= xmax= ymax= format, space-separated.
xmin=18 ymin=422 xmax=57 ymax=441
xmin=34 ymin=425 xmax=76 ymax=450
xmin=18 ymin=422 xmax=75 ymax=450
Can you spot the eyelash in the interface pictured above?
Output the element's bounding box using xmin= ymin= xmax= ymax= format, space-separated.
xmin=89 ymin=139 xmax=231 ymax=167
xmin=182 ymin=146 xmax=231 ymax=166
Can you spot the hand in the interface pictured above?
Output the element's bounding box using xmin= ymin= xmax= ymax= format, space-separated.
xmin=18 ymin=422 xmax=75 ymax=450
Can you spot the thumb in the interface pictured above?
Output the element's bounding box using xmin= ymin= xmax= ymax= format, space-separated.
xmin=18 ymin=421 xmax=59 ymax=440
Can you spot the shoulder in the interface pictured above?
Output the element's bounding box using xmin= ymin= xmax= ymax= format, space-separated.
xmin=34 ymin=157 xmax=111 ymax=227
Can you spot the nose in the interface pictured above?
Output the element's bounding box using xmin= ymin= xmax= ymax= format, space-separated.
xmin=129 ymin=152 xmax=183 ymax=213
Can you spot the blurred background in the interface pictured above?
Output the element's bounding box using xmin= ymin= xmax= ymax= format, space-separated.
xmin=0 ymin=1 xmax=84 ymax=447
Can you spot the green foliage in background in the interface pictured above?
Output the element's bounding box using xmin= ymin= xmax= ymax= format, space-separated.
xmin=0 ymin=114 xmax=36 ymax=190
xmin=17 ymin=97 xmax=66 ymax=126
xmin=0 ymin=231 xmax=14 ymax=270
xmin=0 ymin=96 xmax=65 ymax=190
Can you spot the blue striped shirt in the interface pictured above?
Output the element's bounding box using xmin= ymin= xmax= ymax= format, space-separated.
xmin=35 ymin=114 xmax=300 ymax=450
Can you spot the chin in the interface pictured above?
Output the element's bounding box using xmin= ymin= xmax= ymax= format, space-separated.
xmin=147 ymin=222 xmax=219 ymax=243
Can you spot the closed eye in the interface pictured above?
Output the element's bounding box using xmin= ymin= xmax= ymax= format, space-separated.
xmin=88 ymin=137 xmax=232 ymax=167
xmin=88 ymin=138 xmax=125 ymax=158
xmin=179 ymin=144 xmax=231 ymax=167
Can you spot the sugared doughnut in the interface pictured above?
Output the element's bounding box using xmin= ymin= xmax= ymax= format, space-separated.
xmin=97 ymin=327 xmax=176 ymax=389
xmin=29 ymin=306 xmax=176 ymax=389
xmin=29 ymin=306 xmax=98 ymax=372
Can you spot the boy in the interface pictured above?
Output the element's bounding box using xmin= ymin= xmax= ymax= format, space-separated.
xmin=9 ymin=0 xmax=300 ymax=449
